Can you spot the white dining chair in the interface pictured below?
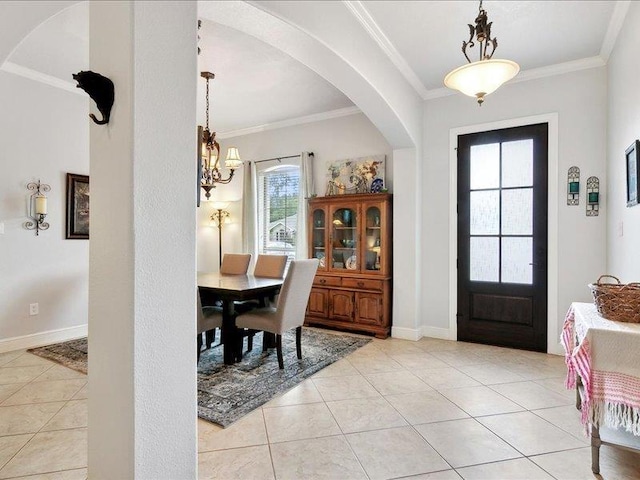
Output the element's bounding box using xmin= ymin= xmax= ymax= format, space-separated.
xmin=197 ymin=290 xmax=222 ymax=362
xmin=235 ymin=259 xmax=319 ymax=369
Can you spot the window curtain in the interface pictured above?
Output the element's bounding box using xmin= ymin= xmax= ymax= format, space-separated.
xmin=242 ymin=161 xmax=258 ymax=263
xmin=296 ymin=152 xmax=315 ymax=259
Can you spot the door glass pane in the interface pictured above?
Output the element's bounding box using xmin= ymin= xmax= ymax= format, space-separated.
xmin=365 ymin=206 xmax=382 ymax=271
xmin=470 ymin=190 xmax=499 ymax=235
xmin=332 ymin=208 xmax=357 ymax=270
xmin=502 ymin=139 xmax=533 ymax=187
xmin=502 ymin=237 xmax=533 ymax=284
xmin=502 ymin=188 xmax=533 ymax=235
xmin=312 ymin=209 xmax=326 ymax=268
xmin=470 ymin=143 xmax=500 ymax=189
xmin=470 ymin=237 xmax=499 ymax=282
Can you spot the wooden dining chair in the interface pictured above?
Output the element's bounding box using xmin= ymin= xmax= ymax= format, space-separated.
xmin=197 ymin=290 xmax=222 ymax=362
xmin=220 ymin=253 xmax=251 ymax=275
xmin=236 ymin=259 xmax=319 ymax=369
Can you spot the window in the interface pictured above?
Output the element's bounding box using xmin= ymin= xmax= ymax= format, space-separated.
xmin=257 ymin=164 xmax=300 ymax=263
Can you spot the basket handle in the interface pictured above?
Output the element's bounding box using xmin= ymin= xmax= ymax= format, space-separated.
xmin=596 ymin=275 xmax=621 ymax=285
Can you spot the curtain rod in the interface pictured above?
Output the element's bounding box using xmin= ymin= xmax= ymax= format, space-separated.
xmin=252 ymin=152 xmax=314 ymax=164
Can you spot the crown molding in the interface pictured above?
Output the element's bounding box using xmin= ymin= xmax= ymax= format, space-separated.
xmin=600 ymin=0 xmax=631 ymax=61
xmin=1 ymin=61 xmax=84 ymax=96
xmin=217 ymin=105 xmax=361 ymax=139
xmin=343 ymin=0 xmax=429 ymax=99
xmin=424 ymin=56 xmax=606 ymax=102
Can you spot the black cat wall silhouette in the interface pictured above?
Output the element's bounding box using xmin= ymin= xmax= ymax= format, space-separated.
xmin=72 ymin=71 xmax=114 ymax=125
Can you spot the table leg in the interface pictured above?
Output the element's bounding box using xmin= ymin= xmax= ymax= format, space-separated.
xmin=221 ymin=300 xmax=237 ymax=365
xmin=591 ymin=424 xmax=601 ymax=474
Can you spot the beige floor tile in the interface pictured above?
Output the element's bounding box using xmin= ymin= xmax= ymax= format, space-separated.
xmin=0 ymin=352 xmax=26 ymax=367
xmin=531 ymin=405 xmax=589 ymax=442
xmin=263 ymin=379 xmax=323 ymax=407
xmin=326 ymin=396 xmax=407 ymax=433
xmin=0 ymin=428 xmax=87 ymax=479
xmin=385 ymin=391 xmax=468 ymax=425
xmin=198 ymin=445 xmax=274 ymax=480
xmin=4 ymin=355 xmax=54 ymax=368
xmin=503 ymin=361 xmax=566 ymax=381
xmin=264 ymin=403 xmax=341 ymax=443
xmin=0 ymin=434 xmax=32 ymax=469
xmin=477 ymin=411 xmax=586 ymax=456
xmin=365 ymin=370 xmax=432 ymax=395
xmin=415 ymin=418 xmax=521 ymax=468
xmin=71 ymin=385 xmax=88 ymax=400
xmin=0 ymin=366 xmax=52 ymax=386
xmin=401 ymin=471 xmax=462 ymax=480
xmin=457 ymin=458 xmax=554 ymax=479
xmin=198 ymin=409 xmax=266 ymax=452
xmin=440 ymin=386 xmax=524 ymax=417
xmin=415 ymin=338 xmax=462 ymax=352
xmin=0 ymin=402 xmax=65 ymax=436
xmin=346 ymin=426 xmax=450 ymax=480
xmin=312 ymin=375 xmax=380 ymax=402
xmin=490 ymin=381 xmax=574 ymax=410
xmin=33 ymin=365 xmax=86 ymax=383
xmin=414 ymin=368 xmax=481 ymax=390
xmin=348 ymin=354 xmax=404 ymax=374
xmin=533 ymin=377 xmax=575 ymax=400
xmin=41 ymin=400 xmax=87 ymax=432
xmin=530 ymin=447 xmax=604 ymax=480
xmin=270 ymin=435 xmax=367 ymax=480
xmin=0 ymin=384 xmax=25 ymax=404
xmin=372 ymin=340 xmax=426 ymax=355
xmin=430 ymin=351 xmax=486 ymax=367
xmin=312 ymin=359 xmax=359 ymax=378
xmin=8 ymin=468 xmax=87 ymax=480
xmin=2 ymin=380 xmax=86 ymax=406
xmin=457 ymin=363 xmax=526 ymax=385
xmin=389 ymin=353 xmax=450 ymax=370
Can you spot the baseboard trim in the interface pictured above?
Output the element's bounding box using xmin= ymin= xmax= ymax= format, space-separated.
xmin=391 ymin=326 xmax=421 ymax=341
xmin=421 ymin=326 xmax=453 ymax=341
xmin=0 ymin=325 xmax=87 ymax=354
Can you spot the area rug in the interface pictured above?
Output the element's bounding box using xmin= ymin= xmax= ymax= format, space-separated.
xmin=28 ymin=328 xmax=370 ymax=427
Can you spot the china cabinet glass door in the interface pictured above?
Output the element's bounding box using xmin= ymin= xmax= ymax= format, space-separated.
xmin=330 ymin=207 xmax=358 ymax=271
xmin=311 ymin=208 xmax=327 ymax=270
xmin=364 ymin=205 xmax=382 ymax=272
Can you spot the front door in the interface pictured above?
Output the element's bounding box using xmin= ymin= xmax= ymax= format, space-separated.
xmin=457 ymin=123 xmax=548 ymax=352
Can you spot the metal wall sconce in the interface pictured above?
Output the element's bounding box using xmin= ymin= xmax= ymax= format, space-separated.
xmin=586 ymin=176 xmax=600 ymax=216
xmin=567 ymin=166 xmax=580 ymax=205
xmin=24 ymin=180 xmax=51 ymax=235
xmin=210 ymin=202 xmax=231 ymax=267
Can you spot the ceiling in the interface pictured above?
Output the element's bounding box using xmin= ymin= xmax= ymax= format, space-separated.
xmin=3 ymin=1 xmax=626 ymax=132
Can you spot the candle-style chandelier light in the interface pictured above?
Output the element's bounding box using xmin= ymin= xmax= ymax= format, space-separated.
xmin=199 ymin=71 xmax=242 ymax=200
xmin=444 ymin=0 xmax=519 ymax=105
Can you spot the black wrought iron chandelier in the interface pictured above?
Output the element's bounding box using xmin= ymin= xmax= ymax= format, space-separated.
xmin=200 ymin=71 xmax=242 ymax=200
xmin=444 ymin=0 xmax=519 ymax=105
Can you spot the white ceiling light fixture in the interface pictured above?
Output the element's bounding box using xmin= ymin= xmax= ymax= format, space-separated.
xmin=444 ymin=0 xmax=519 ymax=106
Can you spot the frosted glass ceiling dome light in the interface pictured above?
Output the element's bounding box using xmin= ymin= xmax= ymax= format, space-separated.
xmin=444 ymin=0 xmax=519 ymax=105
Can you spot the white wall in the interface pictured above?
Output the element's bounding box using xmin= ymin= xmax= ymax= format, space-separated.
xmin=0 ymin=71 xmax=88 ymax=349
xmin=423 ymin=67 xmax=608 ymax=350
xmin=197 ymin=112 xmax=393 ymax=271
xmin=607 ymin=2 xmax=640 ymax=281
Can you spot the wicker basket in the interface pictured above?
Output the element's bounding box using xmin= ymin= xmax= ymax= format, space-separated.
xmin=588 ymin=275 xmax=640 ymax=323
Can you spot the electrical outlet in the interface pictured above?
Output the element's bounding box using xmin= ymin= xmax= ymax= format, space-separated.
xmin=29 ymin=303 xmax=39 ymax=316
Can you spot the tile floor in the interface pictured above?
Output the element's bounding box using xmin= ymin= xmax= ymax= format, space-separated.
xmin=1 ymin=336 xmax=639 ymax=479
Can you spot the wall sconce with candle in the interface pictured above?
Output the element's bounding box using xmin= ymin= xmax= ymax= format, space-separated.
xmin=24 ymin=180 xmax=51 ymax=236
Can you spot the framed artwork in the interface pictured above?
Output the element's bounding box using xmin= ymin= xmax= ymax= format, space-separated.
xmin=66 ymin=173 xmax=90 ymax=239
xmin=626 ymin=140 xmax=639 ymax=207
xmin=325 ymin=154 xmax=386 ymax=195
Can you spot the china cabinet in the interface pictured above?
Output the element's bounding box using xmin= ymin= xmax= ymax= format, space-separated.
xmin=306 ymin=193 xmax=392 ymax=338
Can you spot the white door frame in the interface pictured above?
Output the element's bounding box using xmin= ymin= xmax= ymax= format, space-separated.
xmin=448 ymin=113 xmax=561 ymax=354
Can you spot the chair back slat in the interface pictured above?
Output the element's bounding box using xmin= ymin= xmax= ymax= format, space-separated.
xmin=253 ymin=254 xmax=288 ymax=279
xmin=220 ymin=253 xmax=251 ymax=275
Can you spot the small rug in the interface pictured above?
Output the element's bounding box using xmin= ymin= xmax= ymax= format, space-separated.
xmin=28 ymin=328 xmax=370 ymax=427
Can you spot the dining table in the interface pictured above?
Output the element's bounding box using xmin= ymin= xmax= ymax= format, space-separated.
xmin=197 ymin=271 xmax=283 ymax=365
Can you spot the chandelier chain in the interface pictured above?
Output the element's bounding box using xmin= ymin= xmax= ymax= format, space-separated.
xmin=205 ymin=76 xmax=210 ymax=132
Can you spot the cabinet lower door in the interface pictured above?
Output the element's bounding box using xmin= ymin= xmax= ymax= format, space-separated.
xmin=355 ymin=293 xmax=383 ymax=326
xmin=329 ymin=291 xmax=354 ymax=321
xmin=308 ymin=288 xmax=329 ymax=317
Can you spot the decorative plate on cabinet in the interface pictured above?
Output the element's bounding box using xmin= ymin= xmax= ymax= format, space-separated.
xmin=346 ymin=255 xmax=357 ymax=270
xmin=316 ymin=252 xmax=326 ymax=268
xmin=370 ymin=178 xmax=384 ymax=193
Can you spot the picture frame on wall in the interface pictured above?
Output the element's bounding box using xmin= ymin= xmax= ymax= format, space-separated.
xmin=625 ymin=140 xmax=639 ymax=207
xmin=66 ymin=173 xmax=90 ymax=239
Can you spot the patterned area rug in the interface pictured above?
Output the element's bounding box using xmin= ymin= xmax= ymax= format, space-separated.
xmin=28 ymin=328 xmax=370 ymax=427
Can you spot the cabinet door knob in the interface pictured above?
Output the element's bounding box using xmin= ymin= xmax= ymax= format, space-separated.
xmin=357 ymin=281 xmax=364 ymax=287
xmin=319 ymin=279 xmax=326 ymax=284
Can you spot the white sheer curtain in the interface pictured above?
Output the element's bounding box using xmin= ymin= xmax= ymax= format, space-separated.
xmin=242 ymin=161 xmax=258 ymax=264
xmin=296 ymin=152 xmax=315 ymax=259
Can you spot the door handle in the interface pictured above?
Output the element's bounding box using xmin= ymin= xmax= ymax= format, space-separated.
xmin=529 ymin=263 xmax=538 ymax=266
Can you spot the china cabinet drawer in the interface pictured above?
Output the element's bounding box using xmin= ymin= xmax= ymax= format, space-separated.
xmin=342 ymin=278 xmax=383 ymax=291
xmin=314 ymin=275 xmax=342 ymax=287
